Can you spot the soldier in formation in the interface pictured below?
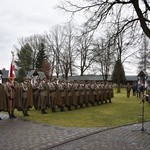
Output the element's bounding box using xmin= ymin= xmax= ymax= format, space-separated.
xmin=0 ymin=77 xmax=7 ymax=120
xmin=38 ymin=77 xmax=49 ymax=114
xmin=32 ymin=77 xmax=40 ymax=110
xmin=21 ymin=77 xmax=30 ymax=116
xmin=5 ymin=77 xmax=17 ymax=119
xmin=0 ymin=77 xmax=114 ymax=118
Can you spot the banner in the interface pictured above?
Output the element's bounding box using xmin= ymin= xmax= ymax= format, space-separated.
xmin=9 ymin=51 xmax=15 ymax=79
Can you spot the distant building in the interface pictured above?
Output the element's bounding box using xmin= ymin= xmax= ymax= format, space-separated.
xmin=137 ymin=70 xmax=149 ymax=87
xmin=68 ymin=74 xmax=150 ymax=85
xmin=0 ymin=69 xmax=46 ymax=83
xmin=68 ymin=75 xmax=137 ymax=83
xmin=27 ymin=70 xmax=46 ymax=80
xmin=1 ymin=69 xmax=150 ymax=85
xmin=1 ymin=68 xmax=9 ymax=83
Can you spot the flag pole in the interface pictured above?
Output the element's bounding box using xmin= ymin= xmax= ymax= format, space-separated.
xmin=9 ymin=51 xmax=15 ymax=115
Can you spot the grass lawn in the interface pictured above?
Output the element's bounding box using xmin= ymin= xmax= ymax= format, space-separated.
xmin=15 ymin=88 xmax=150 ymax=128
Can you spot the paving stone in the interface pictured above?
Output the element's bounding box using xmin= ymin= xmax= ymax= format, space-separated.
xmin=0 ymin=116 xmax=150 ymax=150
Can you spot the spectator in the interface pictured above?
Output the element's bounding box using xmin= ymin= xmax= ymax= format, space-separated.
xmin=126 ymin=83 xmax=132 ymax=98
xmin=137 ymin=84 xmax=141 ymax=98
xmin=140 ymin=84 xmax=145 ymax=98
xmin=146 ymin=84 xmax=150 ymax=103
xmin=132 ymin=83 xmax=137 ymax=96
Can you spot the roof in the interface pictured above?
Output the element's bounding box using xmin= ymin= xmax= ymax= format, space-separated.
xmin=1 ymin=70 xmax=150 ymax=82
xmin=68 ymin=75 xmax=150 ymax=82
xmin=125 ymin=76 xmax=138 ymax=81
xmin=137 ymin=70 xmax=148 ymax=77
xmin=68 ymin=75 xmax=111 ymax=81
xmin=1 ymin=69 xmax=9 ymax=79
xmin=27 ymin=70 xmax=46 ymax=80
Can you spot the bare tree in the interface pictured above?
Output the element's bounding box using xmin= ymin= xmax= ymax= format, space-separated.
xmin=59 ymin=0 xmax=150 ymax=39
xmin=44 ymin=33 xmax=56 ymax=79
xmin=41 ymin=59 xmax=51 ymax=78
xmin=93 ymin=35 xmax=115 ymax=82
xmin=45 ymin=25 xmax=65 ymax=78
xmin=61 ymin=23 xmax=77 ymax=79
xmin=45 ymin=24 xmax=77 ymax=79
xmin=75 ymin=31 xmax=95 ymax=75
xmin=137 ymin=34 xmax=150 ymax=73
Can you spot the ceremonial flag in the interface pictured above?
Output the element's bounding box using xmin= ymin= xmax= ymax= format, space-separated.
xmin=9 ymin=51 xmax=15 ymax=79
xmin=9 ymin=51 xmax=15 ymax=115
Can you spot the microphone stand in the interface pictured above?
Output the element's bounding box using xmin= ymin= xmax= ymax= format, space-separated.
xmin=140 ymin=97 xmax=146 ymax=132
xmin=132 ymin=95 xmax=150 ymax=134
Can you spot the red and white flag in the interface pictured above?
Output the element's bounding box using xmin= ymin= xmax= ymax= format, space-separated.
xmin=9 ymin=62 xmax=15 ymax=78
xmin=9 ymin=52 xmax=15 ymax=79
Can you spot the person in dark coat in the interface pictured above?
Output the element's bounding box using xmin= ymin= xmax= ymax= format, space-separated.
xmin=146 ymin=84 xmax=150 ymax=103
xmin=137 ymin=84 xmax=141 ymax=98
xmin=126 ymin=83 xmax=132 ymax=98
xmin=140 ymin=84 xmax=145 ymax=98
xmin=132 ymin=83 xmax=137 ymax=96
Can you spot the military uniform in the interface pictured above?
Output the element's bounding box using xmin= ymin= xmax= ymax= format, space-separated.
xmin=89 ymin=82 xmax=95 ymax=106
xmin=110 ymin=83 xmax=114 ymax=99
xmin=0 ymin=83 xmax=7 ymax=112
xmin=14 ymin=81 xmax=22 ymax=111
xmin=0 ymin=77 xmax=2 ymax=120
xmin=79 ymin=82 xmax=85 ymax=108
xmin=32 ymin=79 xmax=40 ymax=110
xmin=71 ymin=81 xmax=78 ymax=109
xmin=108 ymin=83 xmax=113 ymax=103
xmin=39 ymin=78 xmax=49 ymax=114
xmin=21 ymin=79 xmax=29 ymax=116
xmin=97 ymin=83 xmax=102 ymax=104
xmin=85 ymin=83 xmax=90 ymax=107
xmin=100 ymin=84 xmax=104 ymax=104
xmin=74 ymin=82 xmax=80 ymax=109
xmin=5 ymin=78 xmax=16 ymax=119
xmin=93 ymin=82 xmax=98 ymax=105
xmin=66 ymin=81 xmax=72 ymax=110
xmin=126 ymin=83 xmax=132 ymax=98
xmin=48 ymin=81 xmax=56 ymax=112
xmin=27 ymin=78 xmax=33 ymax=109
xmin=57 ymin=81 xmax=65 ymax=111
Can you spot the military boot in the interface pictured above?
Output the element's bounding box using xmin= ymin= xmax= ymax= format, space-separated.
xmin=52 ymin=108 xmax=56 ymax=112
xmin=60 ymin=106 xmax=64 ymax=112
xmin=86 ymin=103 xmax=89 ymax=107
xmin=68 ymin=106 xmax=72 ymax=111
xmin=74 ymin=105 xmax=78 ymax=109
xmin=41 ymin=109 xmax=47 ymax=114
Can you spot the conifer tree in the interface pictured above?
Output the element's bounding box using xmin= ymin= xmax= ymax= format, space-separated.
xmin=112 ymin=59 xmax=126 ymax=93
xmin=36 ymin=42 xmax=47 ymax=70
xmin=15 ymin=43 xmax=33 ymax=81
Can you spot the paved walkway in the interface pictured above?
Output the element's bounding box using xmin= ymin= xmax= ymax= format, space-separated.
xmin=0 ymin=114 xmax=150 ymax=150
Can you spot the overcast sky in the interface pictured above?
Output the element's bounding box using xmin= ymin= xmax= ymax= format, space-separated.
xmin=0 ymin=0 xmax=71 ymax=70
xmin=0 ymin=0 xmax=138 ymax=75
